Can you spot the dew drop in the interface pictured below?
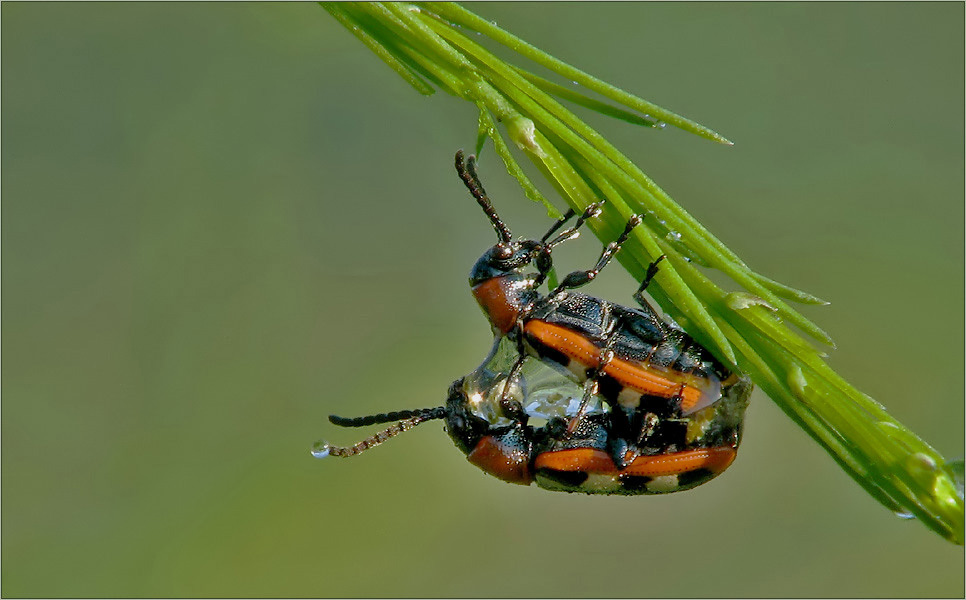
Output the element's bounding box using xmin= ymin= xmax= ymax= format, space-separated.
xmin=786 ymin=364 xmax=807 ymax=397
xmin=507 ymin=116 xmax=544 ymax=157
xmin=662 ymin=232 xmax=708 ymax=266
xmin=908 ymin=452 xmax=938 ymax=472
xmin=725 ymin=291 xmax=775 ymax=312
xmin=311 ymin=441 xmax=331 ymax=459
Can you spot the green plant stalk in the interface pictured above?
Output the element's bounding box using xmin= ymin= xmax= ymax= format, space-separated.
xmin=321 ymin=1 xmax=964 ymax=544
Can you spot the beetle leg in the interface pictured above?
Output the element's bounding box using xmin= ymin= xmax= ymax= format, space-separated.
xmin=534 ymin=203 xmax=604 ymax=288
xmin=532 ymin=245 xmax=554 ymax=288
xmin=540 ymin=208 xmax=577 ymax=243
xmin=565 ymin=348 xmax=615 ymax=436
xmin=565 ymin=303 xmax=617 ymax=435
xmin=550 ymin=214 xmax=642 ymax=297
xmin=497 ymin=327 xmax=530 ymax=424
xmin=544 ymin=202 xmax=604 ymax=248
xmin=632 ymin=255 xmax=667 ymax=307
xmin=499 ymin=355 xmax=529 ymax=424
xmin=607 ymin=411 xmax=663 ymax=469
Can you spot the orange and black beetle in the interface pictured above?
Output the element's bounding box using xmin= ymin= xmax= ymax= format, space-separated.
xmin=313 ymin=151 xmax=752 ymax=494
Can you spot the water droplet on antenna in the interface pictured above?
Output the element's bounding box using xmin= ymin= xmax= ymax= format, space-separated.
xmin=311 ymin=441 xmax=331 ymax=459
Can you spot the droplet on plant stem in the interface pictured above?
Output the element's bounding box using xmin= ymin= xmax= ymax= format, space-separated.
xmin=909 ymin=452 xmax=938 ymax=473
xmin=786 ymin=363 xmax=808 ymax=397
xmin=662 ymin=232 xmax=709 ymax=266
xmin=508 ymin=116 xmax=545 ymax=157
xmin=725 ymin=291 xmax=776 ymax=312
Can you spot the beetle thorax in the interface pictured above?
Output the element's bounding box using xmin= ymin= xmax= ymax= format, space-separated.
xmin=471 ymin=273 xmax=539 ymax=334
xmin=468 ymin=243 xmax=541 ymax=334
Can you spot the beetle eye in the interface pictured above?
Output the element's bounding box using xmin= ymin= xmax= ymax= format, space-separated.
xmin=495 ymin=244 xmax=514 ymax=259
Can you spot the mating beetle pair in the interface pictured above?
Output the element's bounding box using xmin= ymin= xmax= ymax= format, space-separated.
xmin=313 ymin=151 xmax=752 ymax=494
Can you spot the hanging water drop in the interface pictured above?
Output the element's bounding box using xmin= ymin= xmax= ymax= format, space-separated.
xmin=311 ymin=441 xmax=331 ymax=459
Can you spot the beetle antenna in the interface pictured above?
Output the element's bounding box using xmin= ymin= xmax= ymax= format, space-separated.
xmin=328 ymin=407 xmax=446 ymax=427
xmin=312 ymin=407 xmax=447 ymax=459
xmin=455 ymin=149 xmax=512 ymax=244
xmin=465 ymin=153 xmax=487 ymax=196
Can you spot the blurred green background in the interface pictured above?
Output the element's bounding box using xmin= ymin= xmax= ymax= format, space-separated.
xmin=3 ymin=2 xmax=963 ymax=597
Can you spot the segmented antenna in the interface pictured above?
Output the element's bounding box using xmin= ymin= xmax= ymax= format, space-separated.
xmin=455 ymin=150 xmax=512 ymax=244
xmin=328 ymin=407 xmax=446 ymax=428
xmin=312 ymin=407 xmax=446 ymax=459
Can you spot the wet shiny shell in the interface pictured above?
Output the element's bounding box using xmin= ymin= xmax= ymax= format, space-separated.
xmin=447 ymin=336 xmax=752 ymax=495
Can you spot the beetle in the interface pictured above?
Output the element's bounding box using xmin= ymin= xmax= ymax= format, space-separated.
xmin=313 ymin=150 xmax=752 ymax=493
xmin=453 ymin=150 xmax=750 ymax=467
xmin=315 ymin=334 xmax=750 ymax=494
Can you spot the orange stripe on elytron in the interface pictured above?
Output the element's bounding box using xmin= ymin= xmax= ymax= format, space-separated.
xmin=524 ymin=320 xmax=704 ymax=412
xmin=534 ymin=448 xmax=618 ymax=474
xmin=622 ymin=447 xmax=736 ymax=477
